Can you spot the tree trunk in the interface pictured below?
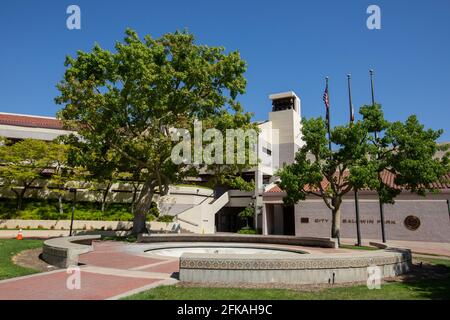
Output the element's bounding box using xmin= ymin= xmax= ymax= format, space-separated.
xmin=331 ymin=197 xmax=342 ymax=245
xmin=58 ymin=194 xmax=64 ymax=215
xmin=131 ymin=180 xmax=154 ymax=235
xmin=16 ymin=194 xmax=23 ymax=211
xmin=130 ymin=184 xmax=139 ymax=214
xmin=101 ymin=182 xmax=112 ymax=212
xmin=16 ymin=188 xmax=27 ymax=211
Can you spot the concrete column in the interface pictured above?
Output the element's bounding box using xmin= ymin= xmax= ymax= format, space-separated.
xmin=262 ymin=204 xmax=268 ymax=235
xmin=254 ymin=135 xmax=264 ymax=232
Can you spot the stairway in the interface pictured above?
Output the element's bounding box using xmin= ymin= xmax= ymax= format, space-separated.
xmin=174 ymin=191 xmax=230 ymax=234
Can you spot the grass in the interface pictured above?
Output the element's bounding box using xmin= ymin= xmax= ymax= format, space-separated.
xmin=0 ymin=239 xmax=44 ymax=280
xmin=340 ymin=244 xmax=380 ymax=251
xmin=124 ymin=257 xmax=450 ymax=300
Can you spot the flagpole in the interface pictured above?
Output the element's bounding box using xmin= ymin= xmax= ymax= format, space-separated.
xmin=348 ymin=74 xmax=362 ymax=246
xmin=325 ymin=76 xmax=332 ymax=152
xmin=370 ymin=69 xmax=386 ymax=243
xmin=323 ymin=76 xmax=337 ymax=244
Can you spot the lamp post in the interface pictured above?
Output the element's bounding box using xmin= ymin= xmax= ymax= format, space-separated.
xmin=69 ymin=188 xmax=77 ymax=236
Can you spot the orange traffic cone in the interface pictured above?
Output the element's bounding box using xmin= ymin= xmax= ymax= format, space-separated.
xmin=16 ymin=229 xmax=23 ymax=240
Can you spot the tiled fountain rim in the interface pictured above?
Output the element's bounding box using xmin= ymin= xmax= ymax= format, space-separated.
xmin=125 ymin=242 xmax=311 ymax=256
xmin=138 ymin=234 xmax=338 ymax=248
xmin=179 ymin=247 xmax=412 ymax=270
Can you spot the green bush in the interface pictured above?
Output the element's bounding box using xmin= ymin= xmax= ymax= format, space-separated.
xmin=148 ymin=202 xmax=160 ymax=218
xmin=0 ymin=198 xmax=134 ymax=221
xmin=237 ymin=227 xmax=257 ymax=234
xmin=156 ymin=215 xmax=174 ymax=223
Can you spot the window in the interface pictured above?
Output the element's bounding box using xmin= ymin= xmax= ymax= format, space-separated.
xmin=262 ymin=147 xmax=272 ymax=155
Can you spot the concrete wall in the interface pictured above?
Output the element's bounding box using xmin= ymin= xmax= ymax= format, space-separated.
xmin=277 ymin=143 xmax=297 ymax=168
xmin=226 ymin=190 xmax=253 ymax=207
xmin=179 ymin=247 xmax=411 ymax=285
xmin=295 ymin=198 xmax=450 ymax=242
xmin=268 ymin=107 xmax=303 ymax=168
xmin=177 ymin=191 xmax=229 ymax=234
xmin=0 ymin=124 xmax=72 ymax=141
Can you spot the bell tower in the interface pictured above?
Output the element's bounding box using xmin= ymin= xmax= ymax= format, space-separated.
xmin=268 ymin=91 xmax=303 ymax=167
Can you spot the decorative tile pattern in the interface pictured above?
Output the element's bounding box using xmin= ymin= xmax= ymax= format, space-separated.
xmin=180 ymin=249 xmax=412 ymax=270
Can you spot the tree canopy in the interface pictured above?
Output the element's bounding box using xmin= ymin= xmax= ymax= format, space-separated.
xmin=0 ymin=139 xmax=69 ymax=210
xmin=56 ymin=29 xmax=255 ymax=233
xmin=278 ymin=104 xmax=449 ymax=241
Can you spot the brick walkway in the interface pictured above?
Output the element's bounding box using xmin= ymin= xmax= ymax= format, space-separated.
xmin=0 ymin=241 xmax=178 ymax=300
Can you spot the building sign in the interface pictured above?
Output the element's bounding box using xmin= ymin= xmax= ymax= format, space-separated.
xmin=404 ymin=215 xmax=421 ymax=231
xmin=312 ymin=218 xmax=396 ymax=224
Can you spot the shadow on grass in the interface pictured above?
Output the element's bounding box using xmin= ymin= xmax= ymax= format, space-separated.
xmin=397 ymin=259 xmax=450 ymax=300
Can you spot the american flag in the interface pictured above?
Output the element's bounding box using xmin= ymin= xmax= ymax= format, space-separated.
xmin=323 ymin=84 xmax=330 ymax=109
xmin=323 ymin=79 xmax=330 ymax=129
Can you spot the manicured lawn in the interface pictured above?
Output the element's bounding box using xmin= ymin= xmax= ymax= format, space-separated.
xmin=0 ymin=239 xmax=44 ymax=280
xmin=124 ymin=257 xmax=450 ymax=300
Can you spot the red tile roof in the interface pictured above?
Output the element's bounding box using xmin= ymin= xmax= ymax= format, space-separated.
xmin=266 ymin=185 xmax=283 ymax=193
xmin=0 ymin=113 xmax=64 ymax=130
xmin=267 ymin=170 xmax=450 ymax=193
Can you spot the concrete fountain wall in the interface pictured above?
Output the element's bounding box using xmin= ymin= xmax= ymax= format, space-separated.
xmin=179 ymin=247 xmax=412 ymax=285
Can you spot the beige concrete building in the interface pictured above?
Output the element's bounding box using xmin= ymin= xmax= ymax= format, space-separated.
xmin=1 ymin=91 xmax=449 ymax=242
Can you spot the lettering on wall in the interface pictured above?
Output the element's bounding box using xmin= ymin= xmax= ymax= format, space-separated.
xmin=310 ymin=218 xmax=397 ymax=224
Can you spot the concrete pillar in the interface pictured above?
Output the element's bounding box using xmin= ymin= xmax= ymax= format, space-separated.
xmin=262 ymin=204 xmax=268 ymax=235
xmin=254 ymin=134 xmax=264 ymax=232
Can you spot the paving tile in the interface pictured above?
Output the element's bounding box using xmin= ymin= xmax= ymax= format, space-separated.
xmin=79 ymin=251 xmax=160 ymax=269
xmin=139 ymin=260 xmax=180 ymax=274
xmin=0 ymin=270 xmax=160 ymax=300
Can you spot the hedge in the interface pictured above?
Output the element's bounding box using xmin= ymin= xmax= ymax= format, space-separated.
xmin=0 ymin=198 xmax=134 ymax=221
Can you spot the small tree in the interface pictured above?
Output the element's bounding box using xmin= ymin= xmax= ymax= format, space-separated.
xmin=278 ymin=104 xmax=449 ymax=242
xmin=46 ymin=142 xmax=72 ymax=214
xmin=0 ymin=139 xmax=61 ymax=210
xmin=238 ymin=205 xmax=254 ymax=229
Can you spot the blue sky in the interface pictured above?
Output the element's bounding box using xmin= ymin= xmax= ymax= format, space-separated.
xmin=1 ymin=0 xmax=449 ymax=141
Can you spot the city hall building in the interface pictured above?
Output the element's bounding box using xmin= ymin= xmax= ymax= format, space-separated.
xmin=1 ymin=91 xmax=449 ymax=242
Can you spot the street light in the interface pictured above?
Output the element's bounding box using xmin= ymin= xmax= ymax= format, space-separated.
xmin=69 ymin=188 xmax=77 ymax=236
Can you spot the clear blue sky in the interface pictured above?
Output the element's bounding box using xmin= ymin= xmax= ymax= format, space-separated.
xmin=1 ymin=0 xmax=449 ymax=141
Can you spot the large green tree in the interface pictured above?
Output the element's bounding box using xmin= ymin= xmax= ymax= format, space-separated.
xmin=278 ymin=104 xmax=449 ymax=242
xmin=63 ymin=134 xmax=121 ymax=212
xmin=56 ymin=29 xmax=253 ymax=234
